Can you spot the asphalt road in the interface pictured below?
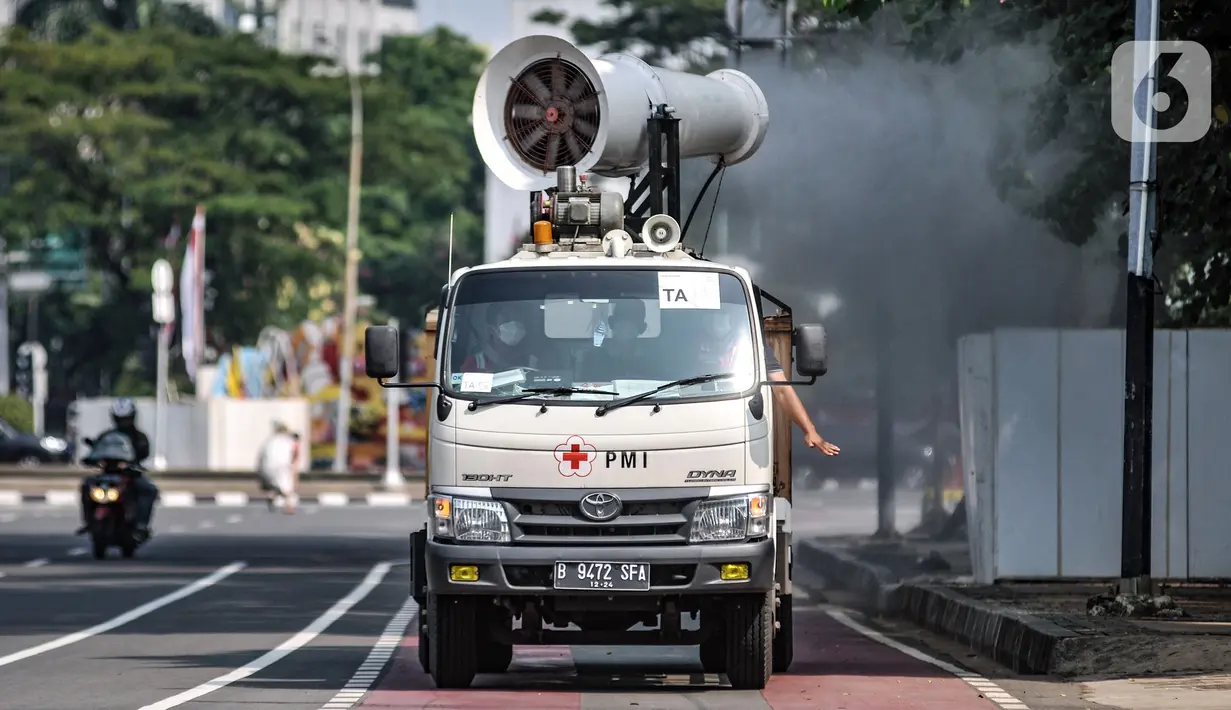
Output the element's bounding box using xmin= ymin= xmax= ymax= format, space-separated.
xmin=0 ymin=496 xmax=1062 ymax=710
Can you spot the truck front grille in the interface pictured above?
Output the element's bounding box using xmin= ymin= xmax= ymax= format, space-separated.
xmin=492 ymin=489 xmax=704 ymax=545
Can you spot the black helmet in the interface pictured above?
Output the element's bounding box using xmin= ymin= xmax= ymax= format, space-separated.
xmin=110 ymin=397 xmax=136 ymax=429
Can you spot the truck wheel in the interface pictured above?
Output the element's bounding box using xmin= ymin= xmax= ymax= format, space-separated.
xmin=417 ymin=622 xmax=430 ymax=673
xmin=772 ymin=593 xmax=793 ymax=672
xmin=427 ymin=595 xmax=477 ymax=688
xmin=477 ymin=642 xmax=513 ymax=673
xmin=724 ymin=592 xmax=773 ymax=690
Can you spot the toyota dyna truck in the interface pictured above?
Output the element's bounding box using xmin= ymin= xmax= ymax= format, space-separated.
xmin=363 ymin=36 xmax=828 ymax=690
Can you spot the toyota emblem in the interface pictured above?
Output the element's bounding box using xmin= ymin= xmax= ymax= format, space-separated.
xmin=578 ymin=491 xmax=622 ymax=522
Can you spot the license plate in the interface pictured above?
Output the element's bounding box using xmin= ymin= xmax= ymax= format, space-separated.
xmin=553 ymin=561 xmax=650 ymax=591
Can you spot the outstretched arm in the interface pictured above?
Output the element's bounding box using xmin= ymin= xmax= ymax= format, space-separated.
xmin=764 ymin=344 xmax=840 ymax=455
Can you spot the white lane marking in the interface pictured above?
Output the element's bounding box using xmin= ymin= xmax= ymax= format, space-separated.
xmin=0 ymin=561 xmax=246 ymax=668
xmin=161 ymin=492 xmax=196 ymax=507
xmin=67 ymin=547 xmax=88 ymax=557
xmin=225 ymin=514 xmax=242 ymax=524
xmin=168 ymin=525 xmax=186 ymax=534
xmin=318 ymin=492 xmax=349 ymax=506
xmin=140 ymin=561 xmax=394 ymax=710
xmin=45 ymin=490 xmax=77 ymax=506
xmin=0 ymin=491 xmax=21 ymax=506
xmin=215 ymin=492 xmax=249 ymax=507
xmin=24 ymin=558 xmax=48 ymax=568
xmin=366 ymin=492 xmax=410 ymax=507
xmin=856 ymin=478 xmax=877 ymax=490
xmin=319 ymin=596 xmax=418 ymax=709
xmin=0 ymin=513 xmax=16 ymax=523
xmin=198 ymin=520 xmax=215 ymax=529
xmin=827 ymin=610 xmax=1032 ymax=709
xmin=0 ymin=572 xmax=6 ymax=579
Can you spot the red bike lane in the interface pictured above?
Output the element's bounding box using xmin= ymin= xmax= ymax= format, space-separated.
xmin=360 ymin=604 xmax=1005 ymax=710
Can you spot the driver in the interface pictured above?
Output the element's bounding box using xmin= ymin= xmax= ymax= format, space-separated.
xmin=460 ymin=302 xmax=540 ymax=373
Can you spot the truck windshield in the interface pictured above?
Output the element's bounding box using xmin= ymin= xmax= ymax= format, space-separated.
xmin=443 ymin=267 xmax=759 ymax=403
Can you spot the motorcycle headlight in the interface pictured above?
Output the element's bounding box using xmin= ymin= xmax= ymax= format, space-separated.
xmin=40 ymin=436 xmax=67 ymax=453
xmin=90 ymin=487 xmax=107 ymax=502
xmin=429 ymin=495 xmax=510 ymax=543
xmin=690 ymin=493 xmax=770 ymax=543
xmin=106 ymin=487 xmax=120 ymax=501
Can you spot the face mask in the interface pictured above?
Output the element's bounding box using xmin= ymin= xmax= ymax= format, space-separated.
xmin=496 ymin=321 xmax=525 ymax=346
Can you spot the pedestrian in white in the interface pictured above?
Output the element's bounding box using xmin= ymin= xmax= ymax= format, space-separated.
xmin=257 ymin=422 xmax=298 ymax=513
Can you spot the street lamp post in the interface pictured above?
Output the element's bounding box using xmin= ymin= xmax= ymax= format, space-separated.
xmin=333 ymin=72 xmax=364 ymax=474
xmin=151 ymin=259 xmax=175 ymax=471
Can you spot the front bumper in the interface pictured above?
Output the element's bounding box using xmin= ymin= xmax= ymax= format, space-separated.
xmin=424 ymin=537 xmax=774 ymax=596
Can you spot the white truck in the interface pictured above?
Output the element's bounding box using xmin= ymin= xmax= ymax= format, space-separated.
xmin=364 ymin=35 xmax=828 ymax=690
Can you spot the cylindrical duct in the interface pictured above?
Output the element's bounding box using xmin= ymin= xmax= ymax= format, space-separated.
xmin=473 ymin=35 xmax=770 ymax=191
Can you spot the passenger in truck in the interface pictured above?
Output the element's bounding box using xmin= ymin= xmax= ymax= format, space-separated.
xmin=460 ymin=302 xmax=541 ymax=372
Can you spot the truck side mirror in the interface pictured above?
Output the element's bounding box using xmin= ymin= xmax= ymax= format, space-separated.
xmin=793 ymin=323 xmax=827 ymax=377
xmin=365 ymin=325 xmax=400 ymax=379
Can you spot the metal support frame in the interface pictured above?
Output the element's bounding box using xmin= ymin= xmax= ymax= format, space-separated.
xmin=625 ymin=105 xmax=682 ymax=231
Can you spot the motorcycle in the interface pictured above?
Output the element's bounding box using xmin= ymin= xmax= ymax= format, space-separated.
xmin=80 ymin=433 xmax=146 ymax=560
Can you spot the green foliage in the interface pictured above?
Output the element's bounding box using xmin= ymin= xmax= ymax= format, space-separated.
xmin=0 ymin=394 xmax=35 ymax=433
xmin=0 ymin=21 xmax=489 ymax=393
xmin=534 ymin=0 xmax=731 ymax=71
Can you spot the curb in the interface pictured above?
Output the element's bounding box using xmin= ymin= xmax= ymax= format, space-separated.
xmin=797 ymin=539 xmax=1074 ymax=675
xmin=0 ymin=490 xmax=418 ymax=507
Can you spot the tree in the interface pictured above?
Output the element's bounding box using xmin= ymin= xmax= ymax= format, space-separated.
xmin=358 ymin=27 xmax=489 ymax=324
xmin=15 ymin=0 xmax=220 ymax=42
xmin=0 ymin=26 xmax=352 ymax=393
xmin=532 ymin=0 xmax=731 ymax=70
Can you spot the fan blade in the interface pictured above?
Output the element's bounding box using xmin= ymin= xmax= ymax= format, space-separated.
xmin=572 ymin=118 xmax=596 ymax=137
xmin=564 ymin=132 xmax=584 ymax=164
xmin=564 ymin=73 xmax=590 ymax=100
xmin=549 ymin=60 xmax=565 ymax=96
xmin=510 ymin=104 xmax=545 ymax=121
xmin=517 ymin=125 xmax=547 ymax=153
xmin=545 ymin=133 xmax=561 ymax=167
xmin=572 ymin=95 xmax=599 ymax=114
xmin=514 ymin=73 xmax=552 ymax=105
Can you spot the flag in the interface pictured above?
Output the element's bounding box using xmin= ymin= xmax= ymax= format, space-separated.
xmin=180 ymin=205 xmax=206 ymax=382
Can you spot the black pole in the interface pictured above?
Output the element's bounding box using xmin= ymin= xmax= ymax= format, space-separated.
xmin=875 ymin=296 xmax=896 ymax=538
xmin=1121 ymin=274 xmax=1154 ymax=583
xmin=1119 ymin=0 xmax=1160 ymax=593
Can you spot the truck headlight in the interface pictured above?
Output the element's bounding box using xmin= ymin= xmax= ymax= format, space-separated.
xmin=429 ymin=494 xmax=510 ymax=543
xmin=689 ymin=493 xmax=770 ymax=543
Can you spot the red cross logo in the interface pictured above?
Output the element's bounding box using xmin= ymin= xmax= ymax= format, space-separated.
xmin=553 ymin=435 xmax=596 ymax=477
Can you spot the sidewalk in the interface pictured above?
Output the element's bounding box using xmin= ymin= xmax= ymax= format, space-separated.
xmin=799 ymin=534 xmax=1231 ymax=680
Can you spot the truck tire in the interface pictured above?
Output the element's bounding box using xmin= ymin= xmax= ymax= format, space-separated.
xmin=477 ymin=642 xmax=513 ymax=673
xmin=724 ymin=592 xmax=773 ymax=690
xmin=772 ymin=593 xmax=793 ymax=672
xmin=427 ymin=595 xmax=477 ymax=688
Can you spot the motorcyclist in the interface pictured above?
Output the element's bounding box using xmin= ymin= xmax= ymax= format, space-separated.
xmin=76 ymin=398 xmax=159 ymax=538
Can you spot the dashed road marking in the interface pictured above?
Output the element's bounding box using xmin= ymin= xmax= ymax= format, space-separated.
xmin=225 ymin=514 xmax=242 ymax=524
xmin=67 ymin=547 xmax=88 ymax=557
xmin=366 ymin=492 xmax=410 ymax=507
xmin=161 ymin=492 xmax=196 ymax=507
xmin=0 ymin=513 xmax=16 ymax=523
xmin=0 ymin=561 xmax=246 ymax=668
xmin=45 ymin=490 xmax=77 ymax=506
xmin=168 ymin=525 xmax=186 ymax=534
xmin=23 ymin=558 xmax=48 ymax=568
xmin=214 ymin=492 xmax=249 ymax=507
xmin=139 ymin=561 xmax=394 ymax=710
xmin=827 ymin=609 xmax=1031 ymax=710
xmin=198 ymin=520 xmax=214 ymax=529
xmin=0 ymin=491 xmax=21 ymax=506
xmin=320 ymin=596 xmax=418 ymax=709
xmin=318 ymin=492 xmax=350 ymax=506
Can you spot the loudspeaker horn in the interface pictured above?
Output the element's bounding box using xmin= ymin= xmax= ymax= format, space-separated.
xmin=640 ymin=214 xmax=682 ymax=253
xmin=473 ymin=35 xmax=770 ymax=191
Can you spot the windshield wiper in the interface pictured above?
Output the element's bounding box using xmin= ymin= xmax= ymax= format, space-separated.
xmin=595 ymin=373 xmax=734 ymax=416
xmin=467 ymin=386 xmax=618 ymax=411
